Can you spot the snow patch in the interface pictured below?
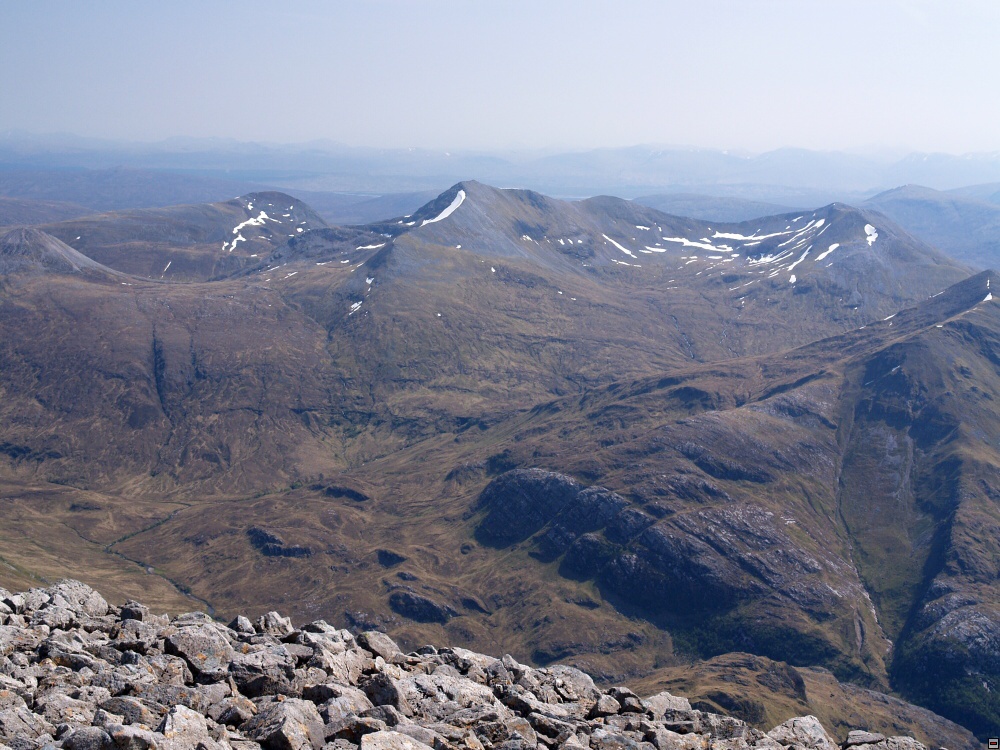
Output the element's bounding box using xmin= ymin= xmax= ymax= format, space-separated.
xmin=713 ymin=229 xmax=791 ymax=242
xmin=789 ymin=274 xmax=796 ymax=284
xmin=786 ymin=247 xmax=811 ymax=272
xmin=748 ymin=249 xmax=793 ymax=266
xmin=228 ymin=233 xmax=247 ymax=252
xmin=422 ymin=190 xmax=466 ymax=226
xmin=815 ymin=243 xmax=839 ymax=261
xmin=232 ymin=211 xmax=272 ymax=235
xmin=865 ymin=224 xmax=878 ymax=246
xmin=661 ymin=236 xmax=727 ymax=253
xmin=349 ymin=301 xmax=363 ymax=315
xmin=357 ymin=243 xmax=386 ymax=250
xmin=603 ymin=234 xmax=637 ymax=259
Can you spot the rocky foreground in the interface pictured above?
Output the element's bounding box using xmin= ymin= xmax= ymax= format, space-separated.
xmin=0 ymin=581 xmax=938 ymax=750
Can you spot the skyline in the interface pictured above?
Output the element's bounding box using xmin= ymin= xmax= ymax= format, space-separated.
xmin=3 ymin=1 xmax=1000 ymax=155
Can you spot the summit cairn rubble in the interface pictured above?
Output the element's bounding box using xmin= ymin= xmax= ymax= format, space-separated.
xmin=0 ymin=581 xmax=939 ymax=749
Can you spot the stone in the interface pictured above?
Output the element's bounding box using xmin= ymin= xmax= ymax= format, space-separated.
xmin=212 ymin=693 xmax=257 ymax=726
xmin=700 ymin=713 xmax=749 ymax=741
xmin=259 ymin=612 xmax=295 ymax=637
xmin=767 ymin=715 xmax=837 ymax=750
xmin=31 ymin=605 xmax=76 ymax=630
xmin=645 ymin=727 xmax=705 ymax=750
xmin=393 ymin=673 xmax=502 ymax=723
xmin=63 ymin=726 xmax=113 ymax=750
xmin=883 ymin=739 xmax=927 ymax=750
xmin=34 ymin=690 xmax=96 ymax=727
xmin=156 ymin=706 xmax=211 ymax=745
xmin=47 ymin=581 xmax=109 ymax=619
xmin=641 ymin=692 xmax=692 ymax=718
xmin=165 ymin=624 xmax=235 ymax=682
xmin=230 ymin=615 xmax=257 ymax=634
xmin=242 ymin=697 xmax=326 ymax=750
xmin=321 ymin=650 xmax=371 ymax=687
xmin=120 ymin=602 xmax=150 ymax=622
xmin=99 ymin=696 xmax=162 ymax=728
xmin=0 ymin=705 xmax=56 ymax=740
xmin=133 ymin=682 xmax=228 ymax=715
xmin=357 ymin=632 xmax=402 ymax=661
xmin=363 ymin=705 xmax=406 ymax=727
xmin=843 ymin=730 xmax=887 ymax=747
xmin=394 ymin=724 xmax=446 ymax=748
xmin=230 ymin=643 xmax=297 ymax=697
xmin=113 ymin=619 xmax=160 ymax=654
xmin=317 ymin=686 xmax=375 ymax=726
xmin=92 ymin=707 xmax=125 ymax=728
xmin=363 ymin=674 xmax=413 ymax=717
xmin=327 ymin=715 xmax=389 ymax=743
xmin=106 ymin=724 xmax=161 ymax=750
xmin=546 ymin=665 xmax=601 ymax=706
xmin=360 ymin=730 xmax=435 ymax=750
xmin=588 ymin=695 xmax=621 ymax=719
xmin=147 ymin=652 xmax=194 ymax=686
xmin=588 ymin=727 xmax=644 ymax=750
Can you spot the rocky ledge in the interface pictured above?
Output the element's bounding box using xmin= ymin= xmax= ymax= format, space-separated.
xmin=0 ymin=581 xmax=935 ymax=750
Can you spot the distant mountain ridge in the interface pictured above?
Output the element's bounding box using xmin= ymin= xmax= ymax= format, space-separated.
xmin=864 ymin=183 xmax=1000 ymax=269
xmin=5 ymin=133 xmax=1000 ymax=195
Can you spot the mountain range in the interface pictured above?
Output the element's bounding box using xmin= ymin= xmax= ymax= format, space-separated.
xmin=6 ymin=134 xmax=1000 ymax=196
xmin=0 ymin=180 xmax=997 ymax=743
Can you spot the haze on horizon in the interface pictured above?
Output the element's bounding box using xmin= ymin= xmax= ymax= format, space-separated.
xmin=2 ymin=0 xmax=999 ymax=156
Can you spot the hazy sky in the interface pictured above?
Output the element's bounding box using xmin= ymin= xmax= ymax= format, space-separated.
xmin=3 ymin=1 xmax=999 ymax=154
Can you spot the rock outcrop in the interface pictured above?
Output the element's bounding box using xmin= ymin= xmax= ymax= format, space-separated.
xmin=0 ymin=580 xmax=935 ymax=750
xmin=247 ymin=527 xmax=313 ymax=558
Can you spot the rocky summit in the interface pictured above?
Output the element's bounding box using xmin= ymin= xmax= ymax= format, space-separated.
xmin=0 ymin=581 xmax=956 ymax=750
